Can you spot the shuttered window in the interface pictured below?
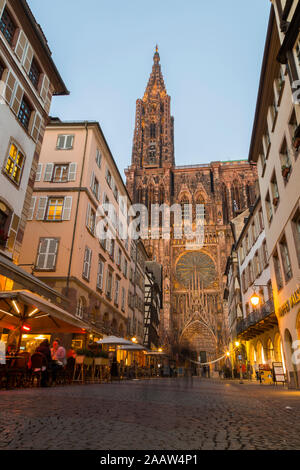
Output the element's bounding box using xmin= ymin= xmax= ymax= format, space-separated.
xmin=121 ymin=287 xmax=126 ymax=311
xmin=68 ymin=163 xmax=77 ymax=181
xmin=86 ymin=203 xmax=96 ymax=235
xmin=114 ymin=277 xmax=120 ymax=305
xmin=97 ymin=258 xmax=104 ymax=290
xmin=30 ymin=111 xmax=42 ymax=142
xmin=28 ymin=58 xmax=40 ymax=89
xmin=56 ymin=134 xmax=74 ymax=150
xmin=18 ymin=95 xmax=32 ymax=130
xmin=0 ymin=7 xmax=16 ymax=45
xmin=36 ymin=238 xmax=59 ymax=271
xmin=46 ymin=198 xmax=64 ymax=221
xmin=23 ymin=43 xmax=33 ymax=75
xmin=96 ymin=149 xmax=102 ymax=168
xmin=36 ymin=197 xmax=48 ymax=220
xmin=83 ymin=247 xmax=92 ymax=281
xmin=44 ymin=163 xmax=54 ymax=181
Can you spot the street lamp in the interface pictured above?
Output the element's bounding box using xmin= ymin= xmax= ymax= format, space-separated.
xmin=250 ymin=284 xmax=268 ymax=307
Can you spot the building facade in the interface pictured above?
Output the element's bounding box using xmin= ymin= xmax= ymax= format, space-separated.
xmin=0 ymin=0 xmax=67 ymax=280
xmin=144 ymin=261 xmax=162 ymax=350
xmin=249 ymin=1 xmax=300 ymax=387
xmin=19 ymin=120 xmax=137 ymax=348
xmin=125 ymin=48 xmax=258 ymax=360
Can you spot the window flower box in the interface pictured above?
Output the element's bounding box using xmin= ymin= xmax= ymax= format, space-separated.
xmin=292 ymin=125 xmax=300 ymax=150
xmin=281 ymin=165 xmax=291 ymax=179
xmin=273 ymin=197 xmax=279 ymax=207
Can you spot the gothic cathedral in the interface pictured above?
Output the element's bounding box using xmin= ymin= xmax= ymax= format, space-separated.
xmin=125 ymin=48 xmax=257 ymax=360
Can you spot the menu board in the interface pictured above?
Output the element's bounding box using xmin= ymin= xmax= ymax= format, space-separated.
xmin=273 ymin=362 xmax=285 ymax=383
xmin=0 ymin=341 xmax=5 ymax=365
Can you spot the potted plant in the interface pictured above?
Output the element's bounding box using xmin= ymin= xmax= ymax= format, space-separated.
xmin=281 ymin=165 xmax=290 ymax=179
xmin=273 ymin=196 xmax=279 ymax=207
xmin=292 ymin=124 xmax=300 ymax=150
xmin=94 ymin=350 xmax=109 ymax=366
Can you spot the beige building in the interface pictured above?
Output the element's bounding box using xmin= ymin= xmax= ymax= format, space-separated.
xmin=20 ymin=119 xmax=137 ymax=348
xmin=249 ymin=1 xmax=300 ymax=387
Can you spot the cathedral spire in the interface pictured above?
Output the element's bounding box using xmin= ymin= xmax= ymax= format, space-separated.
xmin=131 ymin=48 xmax=175 ymax=168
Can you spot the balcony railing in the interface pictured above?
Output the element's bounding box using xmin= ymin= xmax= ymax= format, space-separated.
xmin=236 ymin=299 xmax=275 ymax=336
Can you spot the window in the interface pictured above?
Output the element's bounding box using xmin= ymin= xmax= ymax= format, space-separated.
xmin=262 ymin=129 xmax=271 ymax=159
xmin=271 ymin=172 xmax=280 ymax=209
xmin=150 ymin=123 xmax=156 ymax=139
xmin=109 ymin=239 xmax=115 ymax=260
xmin=56 ymin=135 xmax=74 ymax=150
xmin=0 ymin=59 xmax=5 ymax=80
xmin=76 ymin=297 xmax=85 ymax=319
xmin=83 ymin=247 xmax=92 ymax=281
xmin=116 ymin=247 xmax=121 ymax=267
xmin=28 ymin=58 xmax=40 ymax=89
xmin=18 ymin=96 xmax=32 ymax=130
xmin=292 ymin=210 xmax=300 ymax=267
xmin=96 ymin=149 xmax=102 ymax=168
xmin=35 ymin=238 xmax=59 ymax=271
xmin=273 ymin=250 xmax=283 ymax=291
xmin=0 ymin=7 xmax=16 ymax=45
xmin=86 ymin=203 xmax=96 ymax=235
xmin=280 ymin=138 xmax=292 ymax=183
xmin=46 ymin=198 xmax=64 ymax=221
xmin=106 ymin=270 xmax=113 ymax=299
xmin=106 ymin=168 xmax=112 ymax=188
xmin=97 ymin=258 xmax=104 ymax=291
xmin=123 ymin=259 xmax=128 ymax=278
xmin=262 ymin=241 xmax=269 ymax=268
xmin=91 ymin=173 xmax=100 ymax=200
xmin=121 ymin=287 xmax=125 ymax=311
xmin=53 ymin=164 xmax=69 ymax=183
xmin=265 ymin=192 xmax=273 ymax=225
xmin=279 ymin=236 xmax=293 ymax=282
xmin=4 ymin=143 xmax=25 ymax=185
xmin=259 ymin=209 xmax=264 ymax=231
xmin=114 ymin=277 xmax=120 ymax=305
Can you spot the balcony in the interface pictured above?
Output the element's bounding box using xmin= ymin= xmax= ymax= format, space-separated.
xmin=236 ymin=299 xmax=278 ymax=340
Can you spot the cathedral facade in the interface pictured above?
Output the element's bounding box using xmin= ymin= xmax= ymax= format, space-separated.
xmin=125 ymin=48 xmax=258 ymax=360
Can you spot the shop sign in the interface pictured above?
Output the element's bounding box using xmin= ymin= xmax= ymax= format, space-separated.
xmin=278 ymin=286 xmax=300 ymax=317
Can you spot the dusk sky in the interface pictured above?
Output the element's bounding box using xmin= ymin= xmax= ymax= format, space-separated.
xmin=28 ymin=0 xmax=271 ymax=177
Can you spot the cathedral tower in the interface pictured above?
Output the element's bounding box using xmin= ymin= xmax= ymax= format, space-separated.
xmin=126 ymin=48 xmax=258 ymax=359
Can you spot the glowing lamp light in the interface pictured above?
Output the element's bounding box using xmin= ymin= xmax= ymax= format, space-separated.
xmin=235 ymin=341 xmax=240 ymax=348
xmin=158 ymin=348 xmax=163 ymax=353
xmin=250 ymin=293 xmax=260 ymax=307
xmin=131 ymin=337 xmax=138 ymax=344
xmin=12 ymin=300 xmax=20 ymax=314
xmin=226 ymin=352 xmax=230 ymax=357
xmin=22 ymin=325 xmax=31 ymax=332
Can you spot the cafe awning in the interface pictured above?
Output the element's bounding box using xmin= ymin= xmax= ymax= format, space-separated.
xmin=118 ymin=344 xmax=148 ymax=351
xmin=0 ymin=290 xmax=91 ymax=334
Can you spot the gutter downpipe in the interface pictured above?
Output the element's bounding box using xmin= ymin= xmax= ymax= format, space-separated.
xmin=66 ymin=122 xmax=89 ymax=295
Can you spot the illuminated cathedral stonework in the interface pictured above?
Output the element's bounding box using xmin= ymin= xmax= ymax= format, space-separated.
xmin=125 ymin=48 xmax=258 ymax=359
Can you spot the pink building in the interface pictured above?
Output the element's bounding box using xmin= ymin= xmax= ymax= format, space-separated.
xmin=20 ymin=119 xmax=143 ymax=348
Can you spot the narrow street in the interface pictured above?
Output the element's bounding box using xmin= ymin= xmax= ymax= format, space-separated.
xmin=1 ymin=378 xmax=300 ymax=450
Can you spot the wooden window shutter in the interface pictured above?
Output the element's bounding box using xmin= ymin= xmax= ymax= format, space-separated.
xmin=46 ymin=239 xmax=58 ymax=269
xmin=35 ymin=164 xmax=43 ymax=182
xmin=0 ymin=0 xmax=6 ymax=18
xmin=14 ymin=30 xmax=28 ymax=62
xmin=57 ymin=135 xmax=65 ymax=149
xmin=83 ymin=247 xmax=92 ymax=280
xmin=30 ymin=111 xmax=42 ymax=142
xmin=62 ymin=196 xmax=72 ymax=220
xmin=68 ymin=163 xmax=77 ymax=181
xmin=7 ymin=214 xmax=20 ymax=253
xmin=5 ymin=71 xmax=16 ymax=106
xmin=11 ymin=83 xmax=23 ymax=115
xmin=65 ymin=135 xmax=74 ymax=149
xmin=86 ymin=202 xmax=91 ymax=228
xmin=44 ymin=163 xmax=54 ymax=181
xmin=27 ymin=196 xmax=37 ymax=220
xmin=90 ymin=170 xmax=95 ymax=190
xmin=36 ymin=197 xmax=48 ymax=220
xmin=23 ymin=43 xmax=33 ymax=74
xmin=40 ymin=74 xmax=50 ymax=102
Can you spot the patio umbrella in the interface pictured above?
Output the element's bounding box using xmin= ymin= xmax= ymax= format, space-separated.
xmin=96 ymin=336 xmax=134 ymax=346
xmin=0 ymin=290 xmax=91 ymax=352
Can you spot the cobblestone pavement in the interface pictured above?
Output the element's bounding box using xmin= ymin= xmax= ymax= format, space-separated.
xmin=1 ymin=378 xmax=300 ymax=450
